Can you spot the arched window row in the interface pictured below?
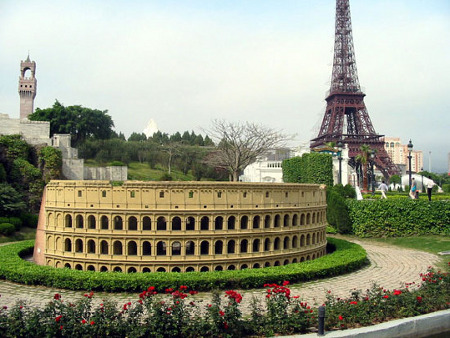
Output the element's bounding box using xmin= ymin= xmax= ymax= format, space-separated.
xmin=55 ymin=248 xmax=327 ymax=273
xmin=61 ymin=231 xmax=326 ymax=256
xmin=60 ymin=211 xmax=326 ymax=231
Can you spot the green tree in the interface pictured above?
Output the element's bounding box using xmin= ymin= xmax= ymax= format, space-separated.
xmin=0 ymin=184 xmax=26 ymax=216
xmin=39 ymin=146 xmax=63 ymax=183
xmin=355 ymin=144 xmax=371 ymax=191
xmin=29 ymin=100 xmax=114 ymax=145
xmin=128 ymin=133 xmax=147 ymax=142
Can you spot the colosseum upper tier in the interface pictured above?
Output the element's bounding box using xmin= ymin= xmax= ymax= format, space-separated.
xmin=33 ymin=180 xmax=328 ymax=273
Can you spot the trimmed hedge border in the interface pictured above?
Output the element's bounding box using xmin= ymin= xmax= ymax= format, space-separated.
xmin=347 ymin=199 xmax=450 ymax=237
xmin=0 ymin=238 xmax=368 ymax=292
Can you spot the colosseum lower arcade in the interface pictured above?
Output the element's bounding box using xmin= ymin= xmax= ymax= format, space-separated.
xmin=33 ymin=181 xmax=328 ymax=273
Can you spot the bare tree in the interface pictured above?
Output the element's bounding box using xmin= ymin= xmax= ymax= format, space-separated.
xmin=205 ymin=120 xmax=289 ymax=181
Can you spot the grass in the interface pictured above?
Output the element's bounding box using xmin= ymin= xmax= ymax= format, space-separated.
xmin=127 ymin=162 xmax=195 ymax=181
xmin=84 ymin=159 xmax=195 ymax=181
xmin=0 ymin=227 xmax=36 ymax=244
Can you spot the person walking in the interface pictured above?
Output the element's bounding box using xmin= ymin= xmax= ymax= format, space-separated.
xmin=379 ymin=180 xmax=388 ymax=199
xmin=426 ymin=176 xmax=436 ymax=201
xmin=409 ymin=178 xmax=417 ymax=199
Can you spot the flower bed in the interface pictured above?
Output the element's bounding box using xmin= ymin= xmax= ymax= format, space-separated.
xmin=0 ymin=238 xmax=367 ymax=292
xmin=0 ymin=266 xmax=448 ymax=337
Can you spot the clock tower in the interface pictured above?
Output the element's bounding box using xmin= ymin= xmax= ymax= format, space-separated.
xmin=18 ymin=55 xmax=37 ymax=120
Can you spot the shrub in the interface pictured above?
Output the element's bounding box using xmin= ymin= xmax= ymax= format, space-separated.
xmin=19 ymin=212 xmax=39 ymax=228
xmin=442 ymin=184 xmax=450 ymax=194
xmin=5 ymin=217 xmax=22 ymax=230
xmin=0 ymin=266 xmax=447 ymax=337
xmin=347 ymin=200 xmax=450 ymax=237
xmin=0 ymin=184 xmax=26 ymax=217
xmin=0 ymin=238 xmax=367 ymax=292
xmin=327 ymin=185 xmax=352 ymax=234
xmin=343 ymin=184 xmax=356 ymax=199
xmin=159 ymin=173 xmax=173 ymax=181
xmin=0 ymin=223 xmax=15 ymax=236
xmin=109 ymin=160 xmax=125 ymax=166
xmin=283 ymin=153 xmax=333 ymax=186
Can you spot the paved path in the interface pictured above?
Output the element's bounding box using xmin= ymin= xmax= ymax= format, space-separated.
xmin=0 ymin=238 xmax=440 ymax=314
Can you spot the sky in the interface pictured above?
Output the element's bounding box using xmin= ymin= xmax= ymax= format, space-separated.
xmin=0 ymin=0 xmax=449 ymax=173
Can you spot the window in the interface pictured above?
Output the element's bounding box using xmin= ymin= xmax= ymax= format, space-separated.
xmin=159 ymin=191 xmax=164 ymax=198
xmin=188 ymin=191 xmax=194 ymax=198
xmin=266 ymin=191 xmax=269 ymax=198
xmin=130 ymin=191 xmax=135 ymax=198
xmin=217 ymin=191 xmax=222 ymax=198
xmin=243 ymin=192 xmax=247 ymax=198
xmin=78 ymin=191 xmax=82 ymax=197
xmin=102 ymin=190 xmax=106 ymax=197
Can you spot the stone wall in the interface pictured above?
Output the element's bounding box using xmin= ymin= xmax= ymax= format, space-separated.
xmin=84 ymin=166 xmax=128 ymax=181
xmin=0 ymin=113 xmax=50 ymax=145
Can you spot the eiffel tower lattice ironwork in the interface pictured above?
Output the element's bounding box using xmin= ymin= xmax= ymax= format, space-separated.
xmin=310 ymin=0 xmax=399 ymax=177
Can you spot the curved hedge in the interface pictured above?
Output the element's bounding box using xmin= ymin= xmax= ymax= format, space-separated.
xmin=0 ymin=238 xmax=367 ymax=292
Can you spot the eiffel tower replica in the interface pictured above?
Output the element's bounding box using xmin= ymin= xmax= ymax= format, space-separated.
xmin=310 ymin=0 xmax=398 ymax=178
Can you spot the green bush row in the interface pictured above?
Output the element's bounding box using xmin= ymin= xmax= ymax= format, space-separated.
xmin=0 ymin=223 xmax=15 ymax=236
xmin=361 ymin=192 xmax=450 ymax=201
xmin=347 ymin=199 xmax=450 ymax=237
xmin=0 ymin=238 xmax=368 ymax=292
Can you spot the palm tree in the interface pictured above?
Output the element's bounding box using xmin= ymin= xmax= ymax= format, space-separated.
xmin=355 ymin=144 xmax=371 ymax=191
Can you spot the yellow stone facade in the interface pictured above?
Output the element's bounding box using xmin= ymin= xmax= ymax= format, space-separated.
xmin=34 ymin=180 xmax=327 ymax=273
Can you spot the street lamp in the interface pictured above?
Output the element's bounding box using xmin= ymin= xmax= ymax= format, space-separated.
xmin=337 ymin=141 xmax=343 ymax=185
xmin=407 ymin=139 xmax=413 ymax=188
xmin=370 ymin=149 xmax=375 ymax=195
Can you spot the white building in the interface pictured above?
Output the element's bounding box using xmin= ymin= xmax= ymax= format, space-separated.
xmin=240 ymin=144 xmax=351 ymax=186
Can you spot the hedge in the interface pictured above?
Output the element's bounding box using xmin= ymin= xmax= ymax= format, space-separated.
xmin=347 ymin=199 xmax=450 ymax=237
xmin=0 ymin=238 xmax=368 ymax=292
xmin=0 ymin=223 xmax=15 ymax=236
xmin=283 ymin=153 xmax=333 ymax=186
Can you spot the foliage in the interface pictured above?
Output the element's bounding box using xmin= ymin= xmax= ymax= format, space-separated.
xmin=347 ymin=199 xmax=450 ymax=237
xmin=0 ymin=164 xmax=6 ymax=182
xmin=21 ymin=213 xmax=38 ymax=228
xmin=442 ymin=184 xmax=450 ymax=194
xmin=0 ymin=184 xmax=26 ymax=217
xmin=205 ymin=120 xmax=288 ymax=181
xmin=283 ymin=153 xmax=333 ymax=186
xmin=361 ymin=191 xmax=450 ymax=201
xmin=0 ymin=135 xmax=31 ymax=161
xmin=78 ymin=133 xmax=220 ymax=180
xmin=38 ymin=146 xmax=62 ymax=183
xmin=159 ymin=173 xmax=173 ymax=181
xmin=324 ymin=266 xmax=449 ymax=330
xmin=389 ymin=174 xmax=401 ymax=186
xmin=355 ymin=144 xmax=373 ymax=191
xmin=29 ymin=100 xmax=115 ymax=146
xmin=0 ymin=217 xmax=23 ymax=231
xmin=0 ymin=223 xmax=15 ymax=236
xmin=327 ymin=186 xmax=352 ymax=234
xmin=0 ymin=266 xmax=447 ymax=337
xmin=0 ymin=238 xmax=367 ymax=292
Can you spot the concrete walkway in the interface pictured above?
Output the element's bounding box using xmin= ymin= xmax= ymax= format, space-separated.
xmin=0 ymin=237 xmax=441 ymax=313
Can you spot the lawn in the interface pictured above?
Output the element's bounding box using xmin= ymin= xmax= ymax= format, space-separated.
xmin=85 ymin=160 xmax=196 ymax=181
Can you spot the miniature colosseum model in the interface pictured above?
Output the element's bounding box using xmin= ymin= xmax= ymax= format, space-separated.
xmin=33 ymin=180 xmax=328 ymax=273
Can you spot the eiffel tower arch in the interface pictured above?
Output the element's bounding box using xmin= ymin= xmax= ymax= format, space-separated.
xmin=310 ymin=0 xmax=399 ymax=178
